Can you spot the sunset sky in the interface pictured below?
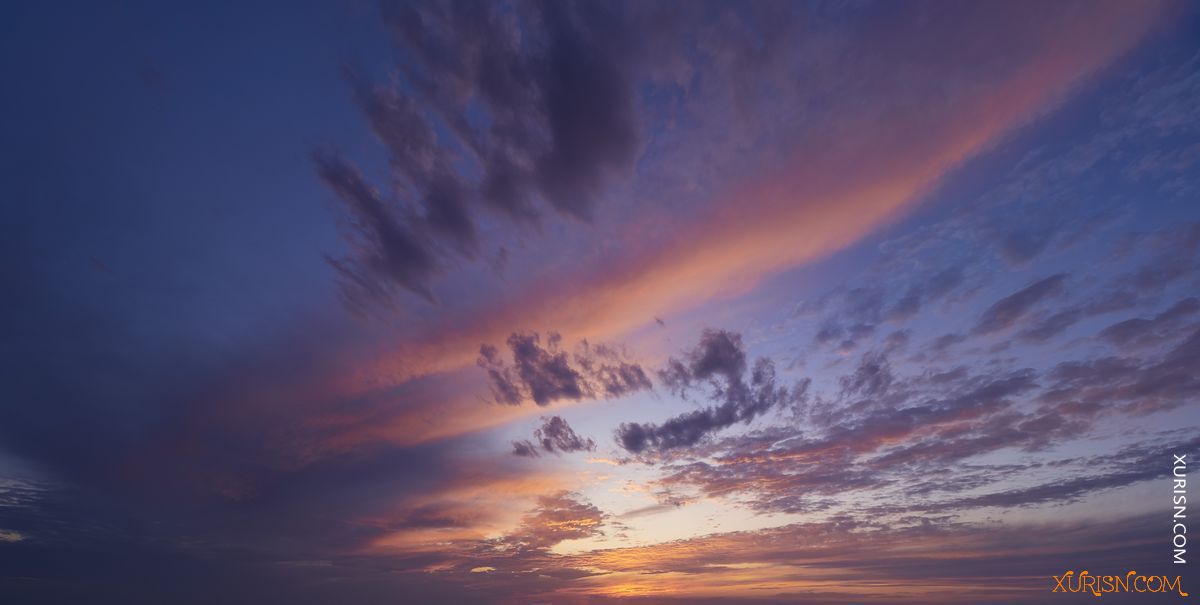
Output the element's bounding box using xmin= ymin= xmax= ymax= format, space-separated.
xmin=2 ymin=1 xmax=1199 ymax=603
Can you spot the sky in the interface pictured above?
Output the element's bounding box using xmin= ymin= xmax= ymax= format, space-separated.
xmin=1 ymin=1 xmax=1199 ymax=603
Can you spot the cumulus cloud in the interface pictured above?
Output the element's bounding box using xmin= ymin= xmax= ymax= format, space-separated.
xmin=511 ymin=416 xmax=596 ymax=457
xmin=616 ymin=330 xmax=808 ymax=454
xmin=478 ymin=332 xmax=651 ymax=406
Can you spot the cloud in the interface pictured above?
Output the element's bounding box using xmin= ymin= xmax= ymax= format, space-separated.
xmin=344 ymin=67 xmax=477 ymax=256
xmin=478 ymin=332 xmax=652 ymax=406
xmin=489 ymin=333 xmax=586 ymax=406
xmin=572 ymin=341 xmax=654 ymax=399
xmin=616 ymin=330 xmax=808 ymax=454
xmin=819 ymin=264 xmax=967 ymax=348
xmin=1099 ymin=296 xmax=1200 ymax=349
xmin=973 ymin=273 xmax=1067 ymax=335
xmin=918 ymin=433 xmax=1200 ymax=512
xmin=1015 ymin=287 xmax=1143 ymax=344
xmin=885 ymin=286 xmax=923 ymax=322
xmin=989 ymin=226 xmax=1056 ymax=267
xmin=3 ymin=2 xmax=1194 ymax=604
xmin=511 ymin=416 xmax=596 ymax=457
xmin=652 ymin=308 xmax=1197 ymax=517
xmin=314 ymin=150 xmax=439 ymax=304
xmin=510 ymin=440 xmax=540 ymax=458
xmin=447 ymin=511 xmax=1183 ymax=602
xmin=927 ymin=332 xmax=968 ymax=356
xmin=320 ymin=1 xmax=654 ymax=307
xmin=491 ymin=491 xmax=605 ymax=552
xmin=346 ymin=0 xmax=1173 ymax=401
xmin=839 ymin=351 xmax=894 ymax=399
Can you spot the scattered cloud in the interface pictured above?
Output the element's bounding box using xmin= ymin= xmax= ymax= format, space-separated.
xmin=478 ymin=332 xmax=651 ymax=406
xmin=512 ymin=416 xmax=596 ymax=457
xmin=616 ymin=330 xmax=808 ymax=454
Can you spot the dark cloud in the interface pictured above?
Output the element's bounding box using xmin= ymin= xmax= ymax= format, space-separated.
xmin=511 ymin=416 xmax=596 ymax=457
xmin=478 ymin=332 xmax=651 ymax=406
xmin=926 ymin=265 xmax=966 ymax=301
xmin=478 ymin=344 xmax=524 ymax=406
xmin=505 ymin=332 xmax=586 ymax=406
xmin=882 ymin=329 xmax=911 ymax=352
xmin=842 ymin=287 xmax=885 ymax=325
xmin=927 ymin=332 xmax=967 ymax=354
xmin=616 ymin=330 xmax=808 ymax=454
xmin=344 ymin=67 xmax=478 ymax=255
xmin=839 ymin=351 xmax=893 ymax=399
xmin=813 ymin=288 xmax=886 ymax=351
xmin=815 ymin=266 xmax=971 ymax=352
xmin=320 ymin=1 xmax=656 ymax=307
xmin=973 ymin=273 xmax=1066 ymax=335
xmin=813 ymin=319 xmax=876 ymax=353
xmin=1017 ymin=307 xmax=1085 ymax=343
xmin=990 ymin=227 xmax=1055 ymax=267
xmin=314 ymin=150 xmax=439 ymax=304
xmin=1016 ymin=288 xmax=1142 ymax=344
xmin=1099 ymin=296 xmax=1200 ymax=349
xmin=1039 ymin=324 xmax=1200 ymax=415
xmin=655 ymin=313 xmax=1198 ymax=518
xmin=510 ymin=439 xmax=541 ymax=458
xmin=658 ymin=329 xmax=746 ymax=393
xmin=885 ymin=266 xmax=966 ymax=322
xmin=920 ymin=434 xmax=1200 ymax=512
xmin=650 ymin=338 xmax=1129 ymax=515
